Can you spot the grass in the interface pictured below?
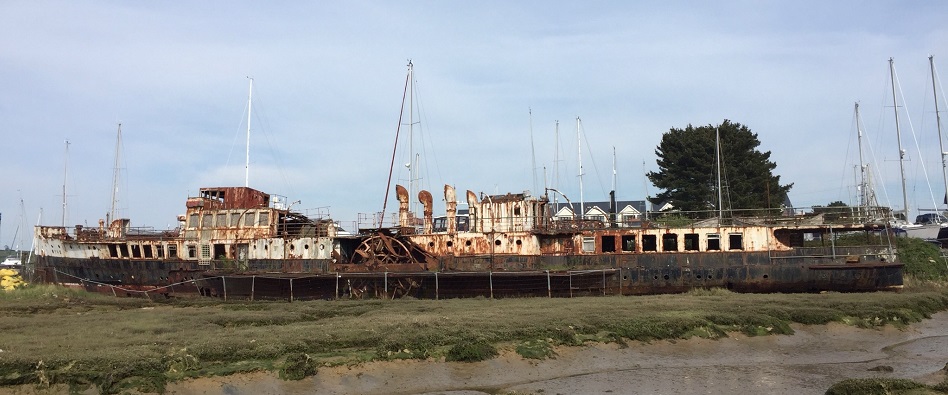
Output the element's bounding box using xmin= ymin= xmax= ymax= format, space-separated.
xmin=1 ymin=283 xmax=947 ymax=393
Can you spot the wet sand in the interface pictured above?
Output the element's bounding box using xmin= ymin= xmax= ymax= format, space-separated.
xmin=163 ymin=311 xmax=948 ymax=395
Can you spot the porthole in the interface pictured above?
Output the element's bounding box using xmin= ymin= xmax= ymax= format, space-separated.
xmin=428 ymin=242 xmax=435 ymax=247
xmin=663 ymin=274 xmax=670 ymax=280
xmin=494 ymin=240 xmax=502 ymax=246
xmin=319 ymin=244 xmax=325 ymax=250
xmin=515 ymin=240 xmax=522 ymax=246
xmin=696 ymin=274 xmax=702 ymax=279
xmin=465 ymin=240 xmax=472 ymax=246
xmin=264 ymin=245 xmax=269 ymax=250
xmin=304 ymin=244 xmax=310 ymax=250
xmin=446 ymin=241 xmax=453 ymax=247
xmin=653 ymin=275 xmax=659 ymax=280
xmin=763 ymin=274 xmax=769 ymax=279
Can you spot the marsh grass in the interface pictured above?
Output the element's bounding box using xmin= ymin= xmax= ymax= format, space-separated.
xmin=0 ymin=284 xmax=947 ymax=393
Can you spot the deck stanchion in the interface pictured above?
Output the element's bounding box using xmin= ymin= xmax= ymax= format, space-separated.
xmin=489 ymin=271 xmax=494 ymax=299
xmin=435 ymin=272 xmax=439 ymax=300
xmin=603 ymin=270 xmax=606 ymax=296
xmin=546 ymin=270 xmax=551 ymax=298
xmin=251 ymin=276 xmax=255 ymax=301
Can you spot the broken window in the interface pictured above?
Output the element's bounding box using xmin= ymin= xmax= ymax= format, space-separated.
xmin=202 ymin=214 xmax=212 ymax=228
xmin=258 ymin=212 xmax=270 ymax=227
xmin=729 ymin=233 xmax=743 ymax=250
xmin=662 ymin=233 xmax=678 ymax=252
xmin=684 ymin=233 xmax=699 ymax=251
xmin=216 ymin=213 xmax=227 ymax=227
xmin=168 ymin=244 xmax=178 ymax=259
xmin=230 ymin=212 xmax=240 ymax=227
xmin=601 ymin=235 xmax=616 ymax=253
xmin=642 ymin=234 xmax=657 ymax=251
xmin=187 ymin=245 xmax=196 ymax=258
xmin=621 ymin=235 xmax=636 ymax=252
xmin=188 ymin=214 xmax=199 ymax=228
xmin=244 ymin=211 xmax=255 ymax=227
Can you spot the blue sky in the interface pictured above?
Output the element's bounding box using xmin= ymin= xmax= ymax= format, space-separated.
xmin=2 ymin=1 xmax=948 ymax=247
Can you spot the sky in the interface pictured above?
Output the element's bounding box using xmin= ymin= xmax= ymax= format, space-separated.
xmin=2 ymin=1 xmax=948 ymax=248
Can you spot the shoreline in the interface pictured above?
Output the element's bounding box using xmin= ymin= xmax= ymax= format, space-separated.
xmin=153 ymin=311 xmax=948 ymax=395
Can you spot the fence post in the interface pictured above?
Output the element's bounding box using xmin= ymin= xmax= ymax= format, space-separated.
xmin=335 ymin=274 xmax=340 ymax=300
xmin=110 ymin=285 xmax=117 ymax=297
xmin=602 ymin=269 xmax=606 ymax=296
xmin=289 ymin=278 xmax=294 ymax=302
xmin=569 ymin=271 xmax=573 ymax=298
xmin=251 ymin=276 xmax=255 ymax=301
xmin=223 ymin=276 xmax=227 ymax=301
xmin=489 ymin=271 xmax=493 ymax=299
xmin=384 ymin=272 xmax=388 ymax=297
xmin=618 ymin=267 xmax=622 ymax=296
xmin=546 ymin=270 xmax=551 ymax=298
xmin=435 ymin=272 xmax=439 ymax=300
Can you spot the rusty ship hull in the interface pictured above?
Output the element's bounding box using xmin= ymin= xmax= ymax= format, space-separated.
xmin=32 ymin=185 xmax=904 ymax=300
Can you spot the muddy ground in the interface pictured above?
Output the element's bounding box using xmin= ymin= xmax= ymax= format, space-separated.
xmin=153 ymin=312 xmax=948 ymax=395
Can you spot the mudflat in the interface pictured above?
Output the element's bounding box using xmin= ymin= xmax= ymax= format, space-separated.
xmin=160 ymin=312 xmax=948 ymax=395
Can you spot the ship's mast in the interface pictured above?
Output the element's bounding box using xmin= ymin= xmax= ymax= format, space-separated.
xmin=109 ymin=123 xmax=123 ymax=224
xmin=246 ymin=77 xmax=253 ymax=187
xmin=406 ymin=61 xmax=419 ymax=218
xmin=930 ymin=56 xmax=948 ymax=209
xmin=890 ymin=58 xmax=910 ymax=221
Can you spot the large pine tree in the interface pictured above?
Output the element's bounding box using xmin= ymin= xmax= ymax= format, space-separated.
xmin=647 ymin=120 xmax=792 ymax=216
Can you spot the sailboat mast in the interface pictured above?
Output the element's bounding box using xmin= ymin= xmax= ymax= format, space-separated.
xmin=930 ymin=56 xmax=948 ymax=208
xmin=553 ymin=120 xmax=560 ymax=207
xmin=62 ymin=140 xmax=70 ymax=228
xmin=529 ymin=108 xmax=538 ymax=194
xmin=854 ymin=103 xmax=869 ymax=209
xmin=577 ymin=117 xmax=584 ymax=220
xmin=109 ymin=123 xmax=122 ymax=224
xmin=716 ymin=127 xmax=723 ymax=220
xmin=890 ymin=58 xmax=910 ymax=220
xmin=246 ymin=77 xmax=253 ymax=188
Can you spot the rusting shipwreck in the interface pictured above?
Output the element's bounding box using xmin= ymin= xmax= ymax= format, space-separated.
xmin=32 ymin=185 xmax=903 ymax=300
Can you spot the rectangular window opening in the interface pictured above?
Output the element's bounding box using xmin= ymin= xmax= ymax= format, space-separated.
xmin=621 ymin=235 xmax=636 ymax=252
xmin=728 ymin=233 xmax=743 ymax=250
xmin=707 ymin=234 xmax=721 ymax=251
xmin=143 ymin=245 xmax=154 ymax=259
xmin=601 ymin=235 xmax=616 ymax=253
xmin=130 ymin=244 xmax=142 ymax=258
xmin=642 ymin=234 xmax=658 ymax=252
xmin=244 ymin=211 xmax=255 ymax=227
xmin=108 ymin=244 xmax=119 ymax=258
xmin=662 ymin=234 xmax=678 ymax=252
xmin=684 ymin=233 xmax=699 ymax=251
